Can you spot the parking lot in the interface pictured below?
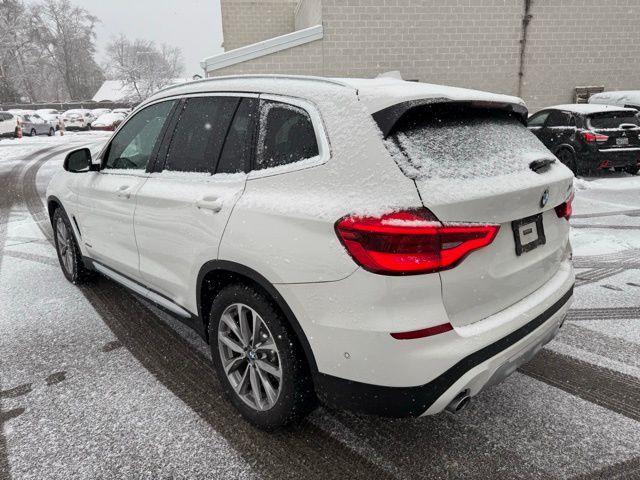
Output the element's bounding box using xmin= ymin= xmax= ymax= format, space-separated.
xmin=0 ymin=134 xmax=639 ymax=479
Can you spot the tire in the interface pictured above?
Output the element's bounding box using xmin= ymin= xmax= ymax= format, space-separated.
xmin=208 ymin=284 xmax=316 ymax=430
xmin=52 ymin=208 xmax=93 ymax=284
xmin=624 ymin=165 xmax=639 ymax=175
xmin=556 ymin=148 xmax=579 ymax=176
xmin=48 ymin=127 xmax=55 ymax=136
xmin=30 ymin=128 xmax=37 ymax=137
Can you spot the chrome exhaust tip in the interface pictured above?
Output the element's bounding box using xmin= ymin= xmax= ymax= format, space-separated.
xmin=445 ymin=390 xmax=471 ymax=414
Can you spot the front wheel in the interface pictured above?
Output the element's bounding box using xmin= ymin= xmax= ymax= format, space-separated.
xmin=48 ymin=127 xmax=55 ymax=136
xmin=624 ymin=165 xmax=639 ymax=175
xmin=209 ymin=284 xmax=316 ymax=430
xmin=52 ymin=208 xmax=92 ymax=284
xmin=30 ymin=128 xmax=37 ymax=137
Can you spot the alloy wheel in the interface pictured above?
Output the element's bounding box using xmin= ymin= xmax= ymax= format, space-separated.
xmin=217 ymin=303 xmax=282 ymax=411
xmin=55 ymin=217 xmax=74 ymax=275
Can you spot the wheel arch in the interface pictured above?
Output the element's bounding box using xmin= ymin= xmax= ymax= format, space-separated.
xmin=47 ymin=195 xmax=64 ymax=224
xmin=197 ymin=260 xmax=318 ymax=374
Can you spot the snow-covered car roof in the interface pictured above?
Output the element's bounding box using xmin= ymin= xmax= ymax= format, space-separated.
xmin=546 ymin=104 xmax=638 ymax=115
xmin=94 ymin=113 xmax=125 ymax=124
xmin=147 ymin=75 xmax=527 ymax=117
xmin=589 ymin=90 xmax=640 ymax=107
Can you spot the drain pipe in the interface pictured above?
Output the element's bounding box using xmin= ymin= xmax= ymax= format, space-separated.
xmin=517 ymin=0 xmax=533 ymax=98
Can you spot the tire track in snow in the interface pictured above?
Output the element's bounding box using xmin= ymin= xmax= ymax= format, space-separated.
xmin=519 ymin=349 xmax=640 ymax=422
xmin=567 ymin=307 xmax=640 ymax=321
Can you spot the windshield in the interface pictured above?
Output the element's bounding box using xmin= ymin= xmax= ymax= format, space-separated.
xmin=383 ymin=105 xmax=552 ymax=180
xmin=588 ymin=112 xmax=640 ymax=129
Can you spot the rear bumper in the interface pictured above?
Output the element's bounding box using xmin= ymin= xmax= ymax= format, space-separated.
xmin=314 ymin=284 xmax=572 ymax=417
xmin=581 ymin=147 xmax=640 ymax=169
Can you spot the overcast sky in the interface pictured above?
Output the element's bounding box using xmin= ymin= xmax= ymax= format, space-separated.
xmin=30 ymin=0 xmax=225 ymax=77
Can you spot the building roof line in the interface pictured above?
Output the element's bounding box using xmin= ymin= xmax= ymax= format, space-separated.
xmin=200 ymin=24 xmax=323 ymax=72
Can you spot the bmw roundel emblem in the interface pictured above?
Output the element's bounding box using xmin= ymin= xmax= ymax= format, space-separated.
xmin=540 ymin=188 xmax=550 ymax=208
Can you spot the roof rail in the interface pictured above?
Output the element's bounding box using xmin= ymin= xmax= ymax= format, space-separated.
xmin=154 ymin=74 xmax=356 ymax=96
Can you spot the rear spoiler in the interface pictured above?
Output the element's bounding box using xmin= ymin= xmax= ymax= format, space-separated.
xmin=372 ymin=98 xmax=529 ymax=138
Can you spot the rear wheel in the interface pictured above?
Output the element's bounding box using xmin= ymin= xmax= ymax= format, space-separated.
xmin=208 ymin=284 xmax=316 ymax=430
xmin=624 ymin=165 xmax=639 ymax=175
xmin=48 ymin=127 xmax=55 ymax=136
xmin=30 ymin=128 xmax=36 ymax=137
xmin=556 ymin=148 xmax=578 ymax=175
xmin=52 ymin=208 xmax=92 ymax=284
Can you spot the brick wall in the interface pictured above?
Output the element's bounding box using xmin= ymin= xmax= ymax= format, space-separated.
xmin=295 ymin=0 xmax=322 ymax=31
xmin=221 ymin=0 xmax=298 ymax=51
xmin=212 ymin=0 xmax=640 ymax=112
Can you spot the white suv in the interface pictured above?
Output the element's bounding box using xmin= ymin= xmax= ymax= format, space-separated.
xmin=47 ymin=75 xmax=575 ymax=430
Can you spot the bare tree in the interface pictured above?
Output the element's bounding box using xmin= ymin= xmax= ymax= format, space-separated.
xmin=31 ymin=0 xmax=104 ymax=100
xmin=106 ymin=35 xmax=184 ymax=102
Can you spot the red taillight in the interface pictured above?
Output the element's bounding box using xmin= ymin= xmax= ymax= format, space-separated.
xmin=582 ymin=131 xmax=609 ymax=143
xmin=391 ymin=322 xmax=453 ymax=340
xmin=335 ymin=209 xmax=500 ymax=275
xmin=555 ymin=193 xmax=574 ymax=220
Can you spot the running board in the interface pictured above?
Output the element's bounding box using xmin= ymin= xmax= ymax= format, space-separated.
xmin=93 ymin=263 xmax=192 ymax=318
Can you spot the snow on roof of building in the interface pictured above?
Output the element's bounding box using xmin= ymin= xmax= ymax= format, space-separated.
xmin=149 ymin=74 xmax=526 ymax=115
xmin=588 ymin=90 xmax=640 ymax=107
xmin=548 ymin=104 xmax=638 ymax=115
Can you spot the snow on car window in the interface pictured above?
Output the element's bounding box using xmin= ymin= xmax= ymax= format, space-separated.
xmin=384 ymin=107 xmax=551 ymax=180
xmin=588 ymin=112 xmax=640 ymax=129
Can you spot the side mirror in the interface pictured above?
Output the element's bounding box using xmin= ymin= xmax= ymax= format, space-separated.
xmin=64 ymin=148 xmax=97 ymax=173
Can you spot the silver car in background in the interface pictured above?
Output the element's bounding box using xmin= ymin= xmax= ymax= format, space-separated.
xmin=20 ymin=114 xmax=55 ymax=136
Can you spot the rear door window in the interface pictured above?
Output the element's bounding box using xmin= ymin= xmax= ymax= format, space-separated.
xmin=216 ymin=97 xmax=257 ymax=174
xmin=546 ymin=111 xmax=572 ymax=128
xmin=527 ymin=111 xmax=550 ymax=127
xmin=588 ymin=112 xmax=640 ymax=129
xmin=384 ymin=104 xmax=551 ymax=180
xmin=255 ymin=100 xmax=319 ymax=170
xmin=163 ymin=96 xmax=239 ymax=174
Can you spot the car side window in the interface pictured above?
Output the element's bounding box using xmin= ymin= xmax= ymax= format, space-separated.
xmin=546 ymin=111 xmax=571 ymax=128
xmin=255 ymin=100 xmax=319 ymax=170
xmin=216 ymin=97 xmax=258 ymax=174
xmin=163 ymin=96 xmax=239 ymax=174
xmin=528 ymin=111 xmax=550 ymax=128
xmin=104 ymin=100 xmax=175 ymax=171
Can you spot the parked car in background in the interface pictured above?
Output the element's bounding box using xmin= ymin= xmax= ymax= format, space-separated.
xmin=589 ymin=91 xmax=640 ymax=110
xmin=0 ymin=111 xmax=20 ymax=138
xmin=112 ymin=108 xmax=132 ymax=116
xmin=91 ymin=112 xmax=126 ymax=131
xmin=61 ymin=109 xmax=96 ymax=130
xmin=20 ymin=113 xmax=55 ymax=137
xmin=48 ymin=75 xmax=574 ymax=430
xmin=36 ymin=109 xmax=62 ymax=128
xmin=527 ymin=104 xmax=640 ymax=175
xmin=7 ymin=109 xmax=35 ymax=117
xmin=91 ymin=108 xmax=112 ymax=118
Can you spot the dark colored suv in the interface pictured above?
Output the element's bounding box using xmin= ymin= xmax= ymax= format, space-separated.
xmin=528 ymin=104 xmax=640 ymax=175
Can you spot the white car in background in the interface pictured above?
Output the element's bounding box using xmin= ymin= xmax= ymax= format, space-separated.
xmin=90 ymin=108 xmax=112 ymax=118
xmin=61 ymin=109 xmax=96 ymax=130
xmin=589 ymin=91 xmax=640 ymax=110
xmin=0 ymin=111 xmax=20 ymax=138
xmin=46 ymin=75 xmax=575 ymax=430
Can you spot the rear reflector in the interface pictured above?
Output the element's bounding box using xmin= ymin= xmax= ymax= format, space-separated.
xmin=391 ymin=322 xmax=453 ymax=340
xmin=335 ymin=209 xmax=500 ymax=275
xmin=582 ymin=131 xmax=609 ymax=143
xmin=555 ymin=193 xmax=574 ymax=220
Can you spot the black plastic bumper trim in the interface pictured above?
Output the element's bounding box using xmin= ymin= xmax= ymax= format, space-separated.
xmin=314 ymin=285 xmax=574 ymax=418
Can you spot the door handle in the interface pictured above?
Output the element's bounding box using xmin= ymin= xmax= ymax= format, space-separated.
xmin=116 ymin=185 xmax=132 ymax=199
xmin=196 ymin=196 xmax=224 ymax=213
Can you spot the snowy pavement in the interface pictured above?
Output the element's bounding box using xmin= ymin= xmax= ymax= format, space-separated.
xmin=0 ymin=137 xmax=639 ymax=479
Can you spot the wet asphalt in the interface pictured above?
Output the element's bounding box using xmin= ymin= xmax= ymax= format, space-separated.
xmin=0 ymin=141 xmax=639 ymax=479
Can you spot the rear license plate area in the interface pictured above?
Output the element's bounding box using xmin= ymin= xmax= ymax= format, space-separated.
xmin=616 ymin=137 xmax=629 ymax=146
xmin=511 ymin=214 xmax=546 ymax=256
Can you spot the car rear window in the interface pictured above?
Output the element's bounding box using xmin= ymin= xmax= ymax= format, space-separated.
xmin=383 ymin=105 xmax=551 ymax=180
xmin=588 ymin=112 xmax=639 ymax=129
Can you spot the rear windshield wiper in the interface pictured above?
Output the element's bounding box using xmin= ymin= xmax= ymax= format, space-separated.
xmin=529 ymin=158 xmax=555 ymax=173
